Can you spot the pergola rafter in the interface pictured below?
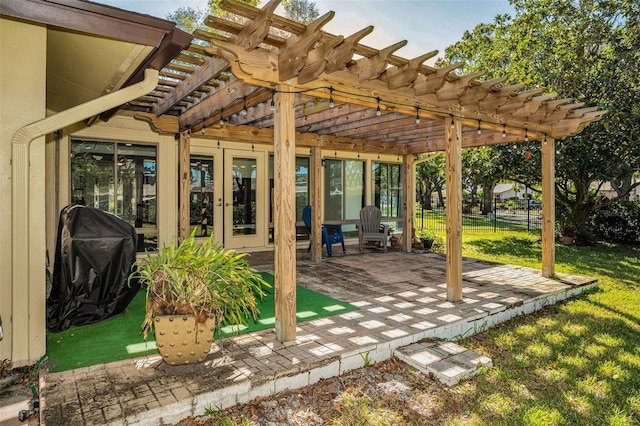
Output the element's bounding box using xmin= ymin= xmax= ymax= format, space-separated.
xmin=127 ymin=0 xmax=604 ymax=147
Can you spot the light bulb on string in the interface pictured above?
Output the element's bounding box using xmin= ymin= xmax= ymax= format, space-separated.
xmin=376 ymin=97 xmax=381 ymax=116
xmin=502 ymin=124 xmax=506 ymax=138
xmin=240 ymin=96 xmax=247 ymax=116
xmin=270 ymin=89 xmax=276 ymax=111
xmin=415 ymin=107 xmax=420 ymax=124
xmin=219 ymin=108 xmax=225 ymax=126
xmin=329 ymin=87 xmax=335 ymax=108
xmin=525 ymin=128 xmax=529 ymax=142
xmin=477 ymin=120 xmax=482 ymax=135
xmin=450 ymin=115 xmax=455 ymax=129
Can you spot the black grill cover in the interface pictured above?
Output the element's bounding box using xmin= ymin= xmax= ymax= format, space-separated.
xmin=47 ymin=204 xmax=140 ymax=331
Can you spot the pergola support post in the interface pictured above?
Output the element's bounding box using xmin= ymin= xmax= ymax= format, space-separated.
xmin=274 ymin=83 xmax=297 ymax=342
xmin=178 ymin=131 xmax=190 ymax=241
xmin=445 ymin=117 xmax=463 ymax=301
xmin=310 ymin=146 xmax=323 ymax=262
xmin=541 ymin=136 xmax=556 ymax=277
xmin=402 ymin=154 xmax=413 ymax=252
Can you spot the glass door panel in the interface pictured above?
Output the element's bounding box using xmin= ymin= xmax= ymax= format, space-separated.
xmin=224 ymin=150 xmax=264 ymax=249
xmin=189 ymin=150 xmax=223 ymax=244
xmin=190 ymin=155 xmax=214 ymax=237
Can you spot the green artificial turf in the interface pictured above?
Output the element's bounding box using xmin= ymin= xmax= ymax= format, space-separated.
xmin=46 ymin=273 xmax=356 ymax=372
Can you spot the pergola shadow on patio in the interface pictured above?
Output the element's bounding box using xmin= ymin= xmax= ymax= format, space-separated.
xmin=39 ymin=250 xmax=596 ymax=425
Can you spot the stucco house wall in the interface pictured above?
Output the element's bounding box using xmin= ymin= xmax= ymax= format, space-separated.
xmin=0 ymin=17 xmax=48 ymax=365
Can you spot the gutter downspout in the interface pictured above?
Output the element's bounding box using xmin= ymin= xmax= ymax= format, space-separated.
xmin=10 ymin=68 xmax=159 ymax=363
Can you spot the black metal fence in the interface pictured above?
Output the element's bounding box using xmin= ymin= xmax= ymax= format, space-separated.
xmin=416 ymin=197 xmax=542 ymax=233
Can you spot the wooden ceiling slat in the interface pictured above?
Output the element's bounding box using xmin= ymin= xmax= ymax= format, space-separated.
xmin=382 ymin=51 xmax=438 ymax=89
xmin=231 ymin=0 xmax=280 ymax=50
xmin=279 ymin=11 xmax=335 ymax=81
xmin=351 ymin=40 xmax=407 ymax=82
xmin=165 ymin=62 xmax=196 ymax=74
xmin=155 ymin=56 xmax=231 ymax=115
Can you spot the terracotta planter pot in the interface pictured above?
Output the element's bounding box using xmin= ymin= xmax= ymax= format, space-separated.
xmin=154 ymin=315 xmax=216 ymax=365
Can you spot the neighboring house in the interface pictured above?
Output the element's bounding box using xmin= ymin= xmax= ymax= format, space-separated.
xmin=493 ymin=183 xmax=527 ymax=200
xmin=597 ymin=179 xmax=640 ymax=200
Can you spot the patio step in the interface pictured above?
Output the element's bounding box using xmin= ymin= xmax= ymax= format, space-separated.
xmin=394 ymin=341 xmax=492 ymax=387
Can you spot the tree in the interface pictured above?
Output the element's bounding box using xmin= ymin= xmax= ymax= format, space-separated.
xmin=416 ymin=154 xmax=446 ymax=210
xmin=446 ymin=0 xmax=640 ymax=242
xmin=462 ymin=147 xmax=508 ymax=215
xmin=283 ymin=0 xmax=319 ymax=24
xmin=166 ymin=7 xmax=205 ymax=33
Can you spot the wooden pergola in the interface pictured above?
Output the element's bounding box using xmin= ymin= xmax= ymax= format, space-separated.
xmin=131 ymin=0 xmax=606 ymax=343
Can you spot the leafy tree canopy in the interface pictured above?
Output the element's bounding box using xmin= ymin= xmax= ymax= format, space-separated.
xmin=445 ymin=0 xmax=640 ymax=240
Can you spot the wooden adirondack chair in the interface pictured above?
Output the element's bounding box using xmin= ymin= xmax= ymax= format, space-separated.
xmin=357 ymin=205 xmax=389 ymax=252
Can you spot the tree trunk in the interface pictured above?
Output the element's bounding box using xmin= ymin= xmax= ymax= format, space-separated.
xmin=481 ymin=183 xmax=495 ymax=215
xmin=611 ymin=176 xmax=632 ymax=201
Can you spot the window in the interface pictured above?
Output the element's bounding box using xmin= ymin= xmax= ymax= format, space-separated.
xmin=70 ymin=140 xmax=157 ymax=251
xmin=373 ymin=162 xmax=402 ymax=228
xmin=269 ymin=155 xmax=310 ymax=242
xmin=324 ymin=159 xmax=364 ymax=221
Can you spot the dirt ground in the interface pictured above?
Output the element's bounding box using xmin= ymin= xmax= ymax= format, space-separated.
xmin=169 ymin=356 xmax=452 ymax=426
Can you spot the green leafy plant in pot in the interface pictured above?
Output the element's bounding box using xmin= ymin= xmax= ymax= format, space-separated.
xmin=417 ymin=229 xmax=437 ymax=250
xmin=129 ymin=231 xmax=270 ymax=365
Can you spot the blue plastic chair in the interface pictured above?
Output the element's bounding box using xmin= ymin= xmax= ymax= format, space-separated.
xmin=302 ymin=205 xmax=346 ymax=257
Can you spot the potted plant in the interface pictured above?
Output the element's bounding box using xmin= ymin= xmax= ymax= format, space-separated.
xmin=417 ymin=229 xmax=437 ymax=250
xmin=556 ymin=210 xmax=577 ymax=245
xmin=560 ymin=223 xmax=576 ymax=245
xmin=129 ymin=231 xmax=269 ymax=365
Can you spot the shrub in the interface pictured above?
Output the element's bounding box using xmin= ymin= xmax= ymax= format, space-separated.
xmin=590 ymin=200 xmax=640 ymax=244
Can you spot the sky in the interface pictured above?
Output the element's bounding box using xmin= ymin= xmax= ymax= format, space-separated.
xmin=101 ymin=0 xmax=514 ymax=63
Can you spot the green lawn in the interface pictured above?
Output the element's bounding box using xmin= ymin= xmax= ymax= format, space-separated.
xmin=435 ymin=231 xmax=640 ymax=425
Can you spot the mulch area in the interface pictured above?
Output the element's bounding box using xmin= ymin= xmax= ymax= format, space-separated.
xmin=169 ymin=357 xmax=452 ymax=426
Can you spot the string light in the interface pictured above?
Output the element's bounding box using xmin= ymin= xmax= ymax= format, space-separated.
xmin=525 ymin=128 xmax=529 ymax=142
xmin=240 ymin=96 xmax=247 ymax=116
xmin=206 ymin=87 xmax=545 ymax=146
xmin=201 ymin=122 xmax=206 ymax=134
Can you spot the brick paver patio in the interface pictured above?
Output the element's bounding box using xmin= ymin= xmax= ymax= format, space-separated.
xmin=38 ymin=249 xmax=597 ymax=425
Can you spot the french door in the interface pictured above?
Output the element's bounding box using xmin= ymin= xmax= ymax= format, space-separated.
xmin=189 ymin=151 xmax=223 ymax=243
xmin=223 ymin=149 xmax=265 ymax=249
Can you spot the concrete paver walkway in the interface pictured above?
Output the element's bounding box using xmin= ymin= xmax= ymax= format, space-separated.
xmin=38 ymin=250 xmax=597 ymax=425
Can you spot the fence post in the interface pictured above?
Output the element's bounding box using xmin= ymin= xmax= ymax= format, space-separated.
xmin=493 ymin=195 xmax=497 ymax=232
